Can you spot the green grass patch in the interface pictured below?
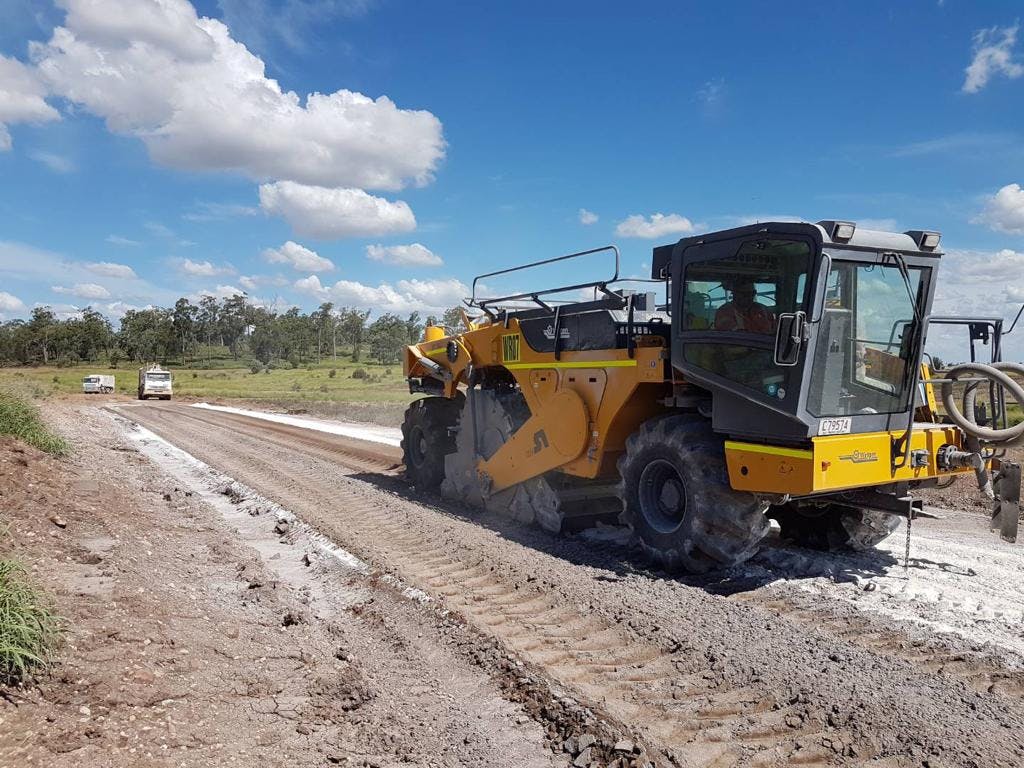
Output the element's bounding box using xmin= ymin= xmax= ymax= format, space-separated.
xmin=0 ymin=359 xmax=414 ymax=406
xmin=0 ymin=389 xmax=69 ymax=456
xmin=0 ymin=559 xmax=60 ymax=684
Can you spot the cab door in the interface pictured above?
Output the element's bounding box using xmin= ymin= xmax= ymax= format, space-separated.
xmin=671 ymin=226 xmax=820 ymax=441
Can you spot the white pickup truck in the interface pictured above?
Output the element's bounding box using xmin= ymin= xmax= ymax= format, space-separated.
xmin=82 ymin=374 xmax=115 ymax=394
xmin=138 ymin=366 xmax=173 ymax=400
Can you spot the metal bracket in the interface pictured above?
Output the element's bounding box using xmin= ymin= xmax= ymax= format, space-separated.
xmin=992 ymin=461 xmax=1020 ymax=543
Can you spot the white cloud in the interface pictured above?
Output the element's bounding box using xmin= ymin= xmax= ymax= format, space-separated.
xmin=578 ymin=208 xmax=598 ymax=225
xmin=963 ymin=24 xmax=1023 ymax=93
xmin=239 ymin=273 xmax=288 ymax=292
xmin=52 ymin=282 xmax=112 ymax=300
xmin=179 ymin=258 xmax=234 ymax=277
xmin=263 ymin=240 xmax=334 ymax=272
xmin=30 ymin=0 xmax=445 ymax=190
xmin=294 ymin=274 xmax=468 ymax=314
xmin=29 ymin=150 xmax=75 ymax=173
xmin=973 ymin=183 xmax=1024 ymax=234
xmin=259 ymin=181 xmax=416 ymax=239
xmin=366 ymin=243 xmax=442 ymax=267
xmin=84 ymin=261 xmax=137 ymax=279
xmin=0 ymin=291 xmax=27 ymax=315
xmin=106 ymin=234 xmax=140 ymax=246
xmin=200 ymin=284 xmax=246 ymax=299
xmin=615 ymin=213 xmax=697 ymax=239
xmin=239 ymin=275 xmax=258 ymax=292
xmin=0 ymin=53 xmax=60 ymax=151
xmin=946 ymin=247 xmax=1024 ymax=282
xmin=696 ymin=77 xmax=725 ymax=115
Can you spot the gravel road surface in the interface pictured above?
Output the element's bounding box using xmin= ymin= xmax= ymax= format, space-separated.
xmin=99 ymin=400 xmax=1024 ymax=768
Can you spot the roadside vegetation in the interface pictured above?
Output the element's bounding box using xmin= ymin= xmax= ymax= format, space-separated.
xmin=0 ymin=558 xmax=60 ymax=684
xmin=0 ymin=387 xmax=69 ymax=455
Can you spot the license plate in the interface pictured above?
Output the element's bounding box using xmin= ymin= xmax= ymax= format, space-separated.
xmin=818 ymin=417 xmax=851 ymax=436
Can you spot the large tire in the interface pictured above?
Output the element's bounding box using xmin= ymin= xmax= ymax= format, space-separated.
xmin=617 ymin=414 xmax=770 ymax=572
xmin=401 ymin=395 xmax=463 ymax=490
xmin=771 ymin=503 xmax=901 ymax=551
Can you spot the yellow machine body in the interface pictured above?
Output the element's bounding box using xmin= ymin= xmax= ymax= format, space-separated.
xmin=404 ymin=320 xmax=971 ymax=500
xmin=724 ymin=424 xmax=973 ymax=496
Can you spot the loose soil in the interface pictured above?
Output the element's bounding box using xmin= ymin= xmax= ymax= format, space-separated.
xmin=107 ymin=401 xmax=1024 ymax=767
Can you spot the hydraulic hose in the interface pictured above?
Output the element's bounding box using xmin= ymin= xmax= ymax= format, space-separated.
xmin=940 ymin=362 xmax=1024 ymax=444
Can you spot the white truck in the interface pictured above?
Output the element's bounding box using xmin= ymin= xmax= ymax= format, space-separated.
xmin=82 ymin=374 xmax=115 ymax=394
xmin=138 ymin=365 xmax=173 ymax=400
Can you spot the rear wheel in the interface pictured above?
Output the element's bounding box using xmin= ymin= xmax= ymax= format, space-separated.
xmin=770 ymin=503 xmax=901 ymax=551
xmin=401 ymin=395 xmax=463 ymax=490
xmin=617 ymin=414 xmax=770 ymax=572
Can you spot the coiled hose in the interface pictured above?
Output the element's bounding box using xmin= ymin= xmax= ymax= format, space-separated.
xmin=939 ymin=361 xmax=1024 ymax=444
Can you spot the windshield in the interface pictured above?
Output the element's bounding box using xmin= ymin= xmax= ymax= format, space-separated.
xmin=807 ymin=257 xmax=926 ymax=417
xmin=147 ymin=372 xmax=171 ymax=381
xmin=84 ymin=377 xmax=99 ymax=383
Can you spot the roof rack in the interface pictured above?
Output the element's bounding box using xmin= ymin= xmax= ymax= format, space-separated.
xmin=470 ymin=245 xmax=620 ymax=318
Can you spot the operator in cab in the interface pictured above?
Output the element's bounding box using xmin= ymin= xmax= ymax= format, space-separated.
xmin=714 ymin=279 xmax=775 ymax=334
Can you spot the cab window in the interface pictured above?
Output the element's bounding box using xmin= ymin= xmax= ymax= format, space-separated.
xmin=681 ymin=239 xmax=811 ymax=396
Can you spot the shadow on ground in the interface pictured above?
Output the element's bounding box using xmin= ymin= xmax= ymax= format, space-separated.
xmin=343 ymin=470 xmax=958 ymax=597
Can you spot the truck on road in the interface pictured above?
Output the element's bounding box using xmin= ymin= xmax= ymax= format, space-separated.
xmin=138 ymin=365 xmax=173 ymax=400
xmin=82 ymin=374 xmax=115 ymax=394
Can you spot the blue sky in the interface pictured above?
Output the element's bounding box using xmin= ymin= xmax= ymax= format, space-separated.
xmin=1 ymin=0 xmax=1023 ymax=360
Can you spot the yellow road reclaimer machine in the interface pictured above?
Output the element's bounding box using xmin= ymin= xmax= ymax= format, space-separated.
xmin=402 ymin=221 xmax=1023 ymax=571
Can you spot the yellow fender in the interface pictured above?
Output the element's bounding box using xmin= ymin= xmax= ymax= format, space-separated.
xmin=478 ymin=388 xmax=589 ymax=494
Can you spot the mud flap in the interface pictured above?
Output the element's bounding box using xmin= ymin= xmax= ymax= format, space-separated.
xmin=992 ymin=461 xmax=1020 ymax=544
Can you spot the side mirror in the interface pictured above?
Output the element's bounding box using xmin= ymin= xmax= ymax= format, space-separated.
xmin=774 ymin=311 xmax=806 ymax=366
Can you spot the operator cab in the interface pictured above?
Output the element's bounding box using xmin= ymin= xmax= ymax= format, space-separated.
xmin=653 ymin=221 xmax=940 ymax=443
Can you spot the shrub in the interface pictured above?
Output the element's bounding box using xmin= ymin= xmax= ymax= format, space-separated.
xmin=306 ymin=365 xmax=314 ymax=372
xmin=351 ymin=368 xmax=368 ymax=379
xmin=0 ymin=389 xmax=68 ymax=456
xmin=319 ymin=385 xmax=329 ymax=393
xmin=0 ymin=560 xmax=60 ymax=684
xmin=192 ymin=372 xmax=198 ymax=379
xmin=328 ymin=368 xmax=337 ymax=379
xmin=51 ymin=376 xmax=59 ymax=384
xmin=249 ymin=362 xmax=261 ymax=375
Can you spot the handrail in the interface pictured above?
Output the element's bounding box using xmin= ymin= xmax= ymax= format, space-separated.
xmin=471 ymin=245 xmax=620 ymax=312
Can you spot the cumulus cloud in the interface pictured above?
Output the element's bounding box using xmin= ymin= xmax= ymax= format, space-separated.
xmin=263 ymin=240 xmax=334 ymax=272
xmin=963 ymin=24 xmax=1023 ymax=93
xmin=199 ymin=284 xmax=246 ymax=299
xmin=84 ymin=261 xmax=137 ymax=279
xmin=615 ymin=213 xmax=696 ymax=239
xmin=52 ymin=282 xmax=112 ymax=300
xmin=0 ymin=291 xmax=27 ymax=315
xmin=29 ymin=0 xmax=445 ymax=190
xmin=259 ymin=181 xmax=416 ymax=239
xmin=973 ymin=183 xmax=1024 ymax=234
xmin=578 ymin=208 xmax=599 ymax=225
xmin=366 ymin=243 xmax=442 ymax=267
xmin=0 ymin=53 xmax=60 ymax=151
xmin=294 ymin=275 xmax=468 ymax=314
xmin=179 ymin=258 xmax=234 ymax=277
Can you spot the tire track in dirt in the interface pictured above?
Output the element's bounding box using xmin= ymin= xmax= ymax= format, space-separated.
xmin=114 ymin=403 xmax=1024 ymax=768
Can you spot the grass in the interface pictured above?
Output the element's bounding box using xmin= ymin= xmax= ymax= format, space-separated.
xmin=0 ymin=559 xmax=60 ymax=684
xmin=0 ymin=353 xmax=414 ymax=406
xmin=0 ymin=388 xmax=69 ymax=455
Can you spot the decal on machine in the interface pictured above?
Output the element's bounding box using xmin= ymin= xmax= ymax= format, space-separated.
xmin=839 ymin=450 xmax=879 ymax=464
xmin=502 ymin=333 xmax=521 ymax=363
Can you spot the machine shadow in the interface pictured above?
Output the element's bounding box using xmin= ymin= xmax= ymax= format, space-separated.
xmin=348 ymin=470 xmax=904 ymax=596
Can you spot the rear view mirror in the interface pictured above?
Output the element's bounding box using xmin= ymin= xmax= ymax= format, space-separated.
xmin=774 ymin=311 xmax=806 ymax=366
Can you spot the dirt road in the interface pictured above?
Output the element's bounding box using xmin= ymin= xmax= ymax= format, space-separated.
xmin=90 ymin=400 xmax=1024 ymax=768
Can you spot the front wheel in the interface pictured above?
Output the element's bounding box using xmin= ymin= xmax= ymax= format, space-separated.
xmin=617 ymin=414 xmax=770 ymax=572
xmin=401 ymin=395 xmax=463 ymax=490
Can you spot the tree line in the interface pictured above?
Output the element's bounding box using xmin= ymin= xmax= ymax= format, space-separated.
xmin=0 ymin=295 xmax=464 ymax=368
